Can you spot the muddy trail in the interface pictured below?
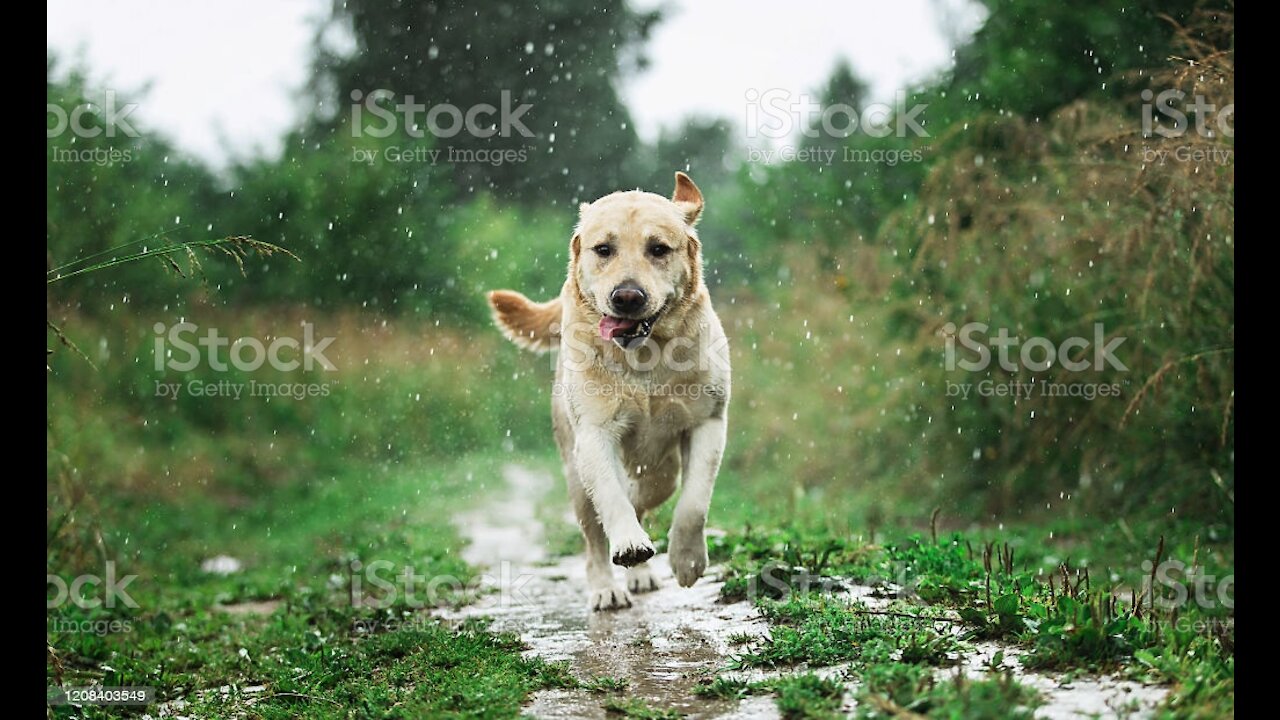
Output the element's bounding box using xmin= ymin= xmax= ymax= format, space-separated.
xmin=445 ymin=465 xmax=1169 ymax=719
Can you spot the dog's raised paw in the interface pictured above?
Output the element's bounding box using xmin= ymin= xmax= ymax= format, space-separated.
xmin=626 ymin=563 xmax=660 ymax=593
xmin=590 ymin=585 xmax=632 ymax=611
xmin=611 ymin=538 xmax=655 ymax=568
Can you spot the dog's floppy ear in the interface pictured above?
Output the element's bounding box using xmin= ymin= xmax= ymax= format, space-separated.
xmin=571 ymin=202 xmax=591 ymax=259
xmin=672 ymin=171 xmax=703 ymax=226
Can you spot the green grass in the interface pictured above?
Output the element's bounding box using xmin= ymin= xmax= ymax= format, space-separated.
xmin=694 ymin=673 xmax=846 ymax=719
xmin=582 ymin=676 xmax=631 ymax=694
xmin=855 ymin=665 xmax=1039 ymax=719
xmin=693 ymin=676 xmax=757 ymax=700
xmin=602 ymin=696 xmax=685 ymax=719
xmin=731 ymin=594 xmax=964 ymax=669
xmin=771 ymin=673 xmax=847 ymax=720
xmin=46 ymin=307 xmax=1233 ymax=718
xmin=47 ymin=454 xmax=575 ymax=719
xmin=699 ymin=522 xmax=1233 ymax=718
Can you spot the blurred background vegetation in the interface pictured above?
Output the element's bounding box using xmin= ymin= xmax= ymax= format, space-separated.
xmin=48 ymin=0 xmax=1233 ymax=578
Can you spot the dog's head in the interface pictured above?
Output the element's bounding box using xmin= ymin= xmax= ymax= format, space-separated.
xmin=571 ymin=172 xmax=705 ymax=351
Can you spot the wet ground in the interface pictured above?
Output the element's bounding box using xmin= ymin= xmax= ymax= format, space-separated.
xmin=446 ymin=465 xmax=1170 ymax=719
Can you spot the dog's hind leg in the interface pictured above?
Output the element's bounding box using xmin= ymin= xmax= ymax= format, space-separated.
xmin=566 ymin=465 xmax=632 ymax=611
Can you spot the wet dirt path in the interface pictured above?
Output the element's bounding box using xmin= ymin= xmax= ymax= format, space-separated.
xmin=444 ymin=464 xmax=776 ymax=719
xmin=445 ymin=465 xmax=1169 ymax=719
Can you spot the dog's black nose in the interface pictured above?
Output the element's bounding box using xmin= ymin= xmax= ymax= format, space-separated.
xmin=610 ymin=284 xmax=647 ymax=316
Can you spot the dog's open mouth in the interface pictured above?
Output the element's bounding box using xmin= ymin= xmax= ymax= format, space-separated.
xmin=599 ymin=312 xmax=661 ymax=350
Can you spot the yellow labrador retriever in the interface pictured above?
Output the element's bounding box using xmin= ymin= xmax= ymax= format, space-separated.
xmin=487 ymin=172 xmax=730 ymax=611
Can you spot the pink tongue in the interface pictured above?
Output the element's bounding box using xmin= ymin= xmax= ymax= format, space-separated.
xmin=599 ymin=315 xmax=640 ymax=340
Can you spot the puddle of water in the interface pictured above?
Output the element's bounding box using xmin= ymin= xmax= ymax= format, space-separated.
xmin=448 ymin=464 xmax=1170 ymax=719
xmin=961 ymin=643 xmax=1168 ymax=719
xmin=446 ymin=465 xmax=775 ymax=719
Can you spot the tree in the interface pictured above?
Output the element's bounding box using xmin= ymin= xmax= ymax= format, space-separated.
xmin=943 ymin=0 xmax=1231 ymax=120
xmin=308 ymin=0 xmax=661 ymax=204
xmin=631 ymin=116 xmax=738 ymax=195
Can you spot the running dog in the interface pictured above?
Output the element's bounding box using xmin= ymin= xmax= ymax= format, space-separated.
xmin=487 ymin=172 xmax=730 ymax=611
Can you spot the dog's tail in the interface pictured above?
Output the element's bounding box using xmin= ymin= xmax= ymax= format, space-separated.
xmin=487 ymin=290 xmax=562 ymax=353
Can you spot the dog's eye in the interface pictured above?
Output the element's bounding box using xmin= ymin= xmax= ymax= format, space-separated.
xmin=649 ymin=244 xmax=672 ymax=258
xmin=592 ymin=245 xmax=614 ymax=258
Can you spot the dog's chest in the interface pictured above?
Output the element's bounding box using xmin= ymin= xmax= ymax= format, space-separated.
xmin=635 ymin=393 xmax=696 ymax=433
xmin=616 ymin=394 xmax=691 ymax=470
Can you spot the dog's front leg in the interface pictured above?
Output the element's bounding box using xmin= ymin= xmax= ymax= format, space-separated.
xmin=574 ymin=424 xmax=655 ymax=567
xmin=669 ymin=418 xmax=726 ymax=587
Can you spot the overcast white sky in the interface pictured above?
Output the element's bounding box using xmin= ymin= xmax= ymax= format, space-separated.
xmin=47 ymin=0 xmax=982 ymax=167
